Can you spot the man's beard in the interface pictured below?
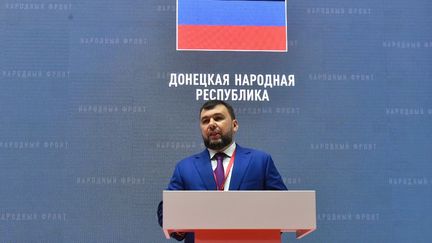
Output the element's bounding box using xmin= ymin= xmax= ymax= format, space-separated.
xmin=203 ymin=132 xmax=233 ymax=151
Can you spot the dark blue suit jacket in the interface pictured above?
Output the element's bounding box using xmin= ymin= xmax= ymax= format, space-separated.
xmin=168 ymin=144 xmax=287 ymax=191
xmin=164 ymin=144 xmax=287 ymax=242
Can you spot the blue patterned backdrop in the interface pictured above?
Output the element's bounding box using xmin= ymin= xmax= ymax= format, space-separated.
xmin=1 ymin=0 xmax=431 ymax=242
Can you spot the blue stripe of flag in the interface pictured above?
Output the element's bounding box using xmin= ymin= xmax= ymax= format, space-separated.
xmin=178 ymin=0 xmax=286 ymax=26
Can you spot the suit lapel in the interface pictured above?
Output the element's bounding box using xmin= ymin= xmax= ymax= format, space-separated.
xmin=193 ymin=149 xmax=217 ymax=190
xmin=229 ymin=145 xmax=251 ymax=190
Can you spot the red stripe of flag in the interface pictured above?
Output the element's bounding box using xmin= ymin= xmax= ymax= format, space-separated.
xmin=178 ymin=25 xmax=287 ymax=51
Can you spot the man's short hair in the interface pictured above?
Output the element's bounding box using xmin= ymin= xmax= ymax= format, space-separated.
xmin=200 ymin=100 xmax=236 ymax=120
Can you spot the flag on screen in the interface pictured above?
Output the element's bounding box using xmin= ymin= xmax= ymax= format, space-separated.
xmin=177 ymin=0 xmax=288 ymax=52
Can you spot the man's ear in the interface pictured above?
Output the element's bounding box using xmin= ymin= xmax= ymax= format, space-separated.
xmin=232 ymin=119 xmax=239 ymax=133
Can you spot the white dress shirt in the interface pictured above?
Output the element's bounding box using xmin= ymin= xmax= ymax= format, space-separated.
xmin=208 ymin=142 xmax=236 ymax=191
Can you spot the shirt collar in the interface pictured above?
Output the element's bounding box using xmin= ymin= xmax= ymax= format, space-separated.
xmin=208 ymin=142 xmax=236 ymax=160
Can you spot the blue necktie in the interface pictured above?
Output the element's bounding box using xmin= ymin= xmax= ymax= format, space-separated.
xmin=214 ymin=153 xmax=225 ymax=190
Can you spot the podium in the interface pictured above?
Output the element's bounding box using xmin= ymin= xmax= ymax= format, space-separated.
xmin=163 ymin=191 xmax=316 ymax=243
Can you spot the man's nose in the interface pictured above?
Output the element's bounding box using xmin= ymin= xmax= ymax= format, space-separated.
xmin=208 ymin=119 xmax=217 ymax=129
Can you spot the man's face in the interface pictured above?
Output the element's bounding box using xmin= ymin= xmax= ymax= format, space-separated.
xmin=200 ymin=104 xmax=238 ymax=151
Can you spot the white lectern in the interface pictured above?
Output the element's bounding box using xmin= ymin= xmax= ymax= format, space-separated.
xmin=163 ymin=191 xmax=316 ymax=243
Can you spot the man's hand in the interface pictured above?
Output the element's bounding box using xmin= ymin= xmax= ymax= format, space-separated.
xmin=158 ymin=201 xmax=187 ymax=241
xmin=170 ymin=232 xmax=186 ymax=241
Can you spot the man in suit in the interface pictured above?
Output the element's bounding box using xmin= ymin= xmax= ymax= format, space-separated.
xmin=158 ymin=100 xmax=287 ymax=242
